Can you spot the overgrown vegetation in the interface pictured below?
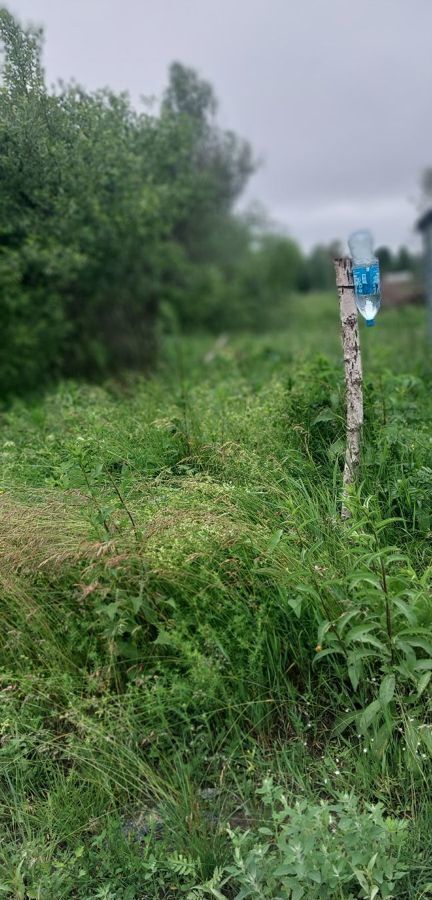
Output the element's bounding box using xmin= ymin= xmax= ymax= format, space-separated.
xmin=0 ymin=8 xmax=257 ymax=393
xmin=0 ymin=293 xmax=431 ymax=897
xmin=0 ymin=8 xmax=307 ymax=396
xmin=0 ymin=9 xmax=418 ymax=401
xmin=1 ymin=7 xmax=432 ymax=897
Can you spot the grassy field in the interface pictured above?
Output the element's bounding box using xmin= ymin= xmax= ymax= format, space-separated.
xmin=1 ymin=292 xmax=432 ymax=898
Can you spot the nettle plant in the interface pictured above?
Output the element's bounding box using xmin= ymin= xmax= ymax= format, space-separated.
xmin=58 ymin=440 xmax=140 ymax=540
xmin=314 ymin=511 xmax=432 ymax=761
xmin=221 ymin=779 xmax=406 ymax=899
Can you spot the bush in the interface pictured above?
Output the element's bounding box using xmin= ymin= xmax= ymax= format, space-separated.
xmin=223 ymin=779 xmax=407 ymax=899
xmin=0 ymin=11 xmax=260 ymax=394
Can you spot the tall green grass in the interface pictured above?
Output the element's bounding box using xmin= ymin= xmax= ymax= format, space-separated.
xmin=0 ymin=294 xmax=431 ymax=897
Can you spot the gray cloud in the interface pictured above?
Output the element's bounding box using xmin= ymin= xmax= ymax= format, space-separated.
xmin=8 ymin=0 xmax=432 ymax=249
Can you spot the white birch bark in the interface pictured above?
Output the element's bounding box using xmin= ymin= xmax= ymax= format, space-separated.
xmin=334 ymin=257 xmax=363 ymax=519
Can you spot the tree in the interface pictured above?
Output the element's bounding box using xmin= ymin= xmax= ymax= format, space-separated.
xmin=305 ymin=243 xmax=341 ymax=291
xmin=0 ymin=13 xmax=256 ymax=391
xmin=0 ymin=9 xmax=181 ymax=388
xmin=376 ymin=246 xmax=393 ymax=274
xmin=394 ymin=246 xmax=414 ymax=273
xmin=162 ymin=62 xmax=255 ymax=262
xmin=420 ymin=167 xmax=432 ymax=203
xmin=1 ymin=10 xmax=302 ymax=392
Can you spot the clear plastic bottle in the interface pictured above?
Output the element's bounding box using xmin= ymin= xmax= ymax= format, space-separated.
xmin=348 ymin=229 xmax=381 ymax=326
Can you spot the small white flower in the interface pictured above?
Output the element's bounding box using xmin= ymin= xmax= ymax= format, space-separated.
xmin=334 ymin=769 xmax=341 ymax=776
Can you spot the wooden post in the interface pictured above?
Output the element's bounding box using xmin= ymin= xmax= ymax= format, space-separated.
xmin=334 ymin=257 xmax=363 ymax=519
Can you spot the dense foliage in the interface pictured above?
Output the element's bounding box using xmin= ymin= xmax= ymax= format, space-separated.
xmin=1 ymin=9 xmax=418 ymax=402
xmin=0 ymin=10 xmax=180 ymax=390
xmin=0 ymin=10 xmax=258 ymax=393
xmin=0 ymin=295 xmax=431 ymax=896
xmin=0 ymin=9 xmax=312 ymax=397
xmin=2 ymin=5 xmax=432 ymax=897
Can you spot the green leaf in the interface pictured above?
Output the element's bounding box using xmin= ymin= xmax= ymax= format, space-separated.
xmin=350 ymin=634 xmax=386 ymax=650
xmin=393 ymin=597 xmax=417 ymax=625
xmin=274 ymin=863 xmax=296 ymax=877
xmin=420 ymin=728 xmax=432 ymax=754
xmin=288 ymin=595 xmax=302 ymax=618
xmin=349 ymin=574 xmax=382 ymax=591
xmin=348 ymin=664 xmax=360 ymax=690
xmin=104 ymin=602 xmax=120 ymax=621
xmin=347 ymin=648 xmax=379 ymax=662
xmin=379 ymin=674 xmax=395 ymax=706
xmin=317 ymin=619 xmax=333 ymax=643
xmin=382 ymin=552 xmax=408 ymax=566
xmin=116 ymin=641 xmax=142 ymax=661
xmin=404 ymin=719 xmax=420 ymax=755
xmin=313 ymin=647 xmax=346 ymax=664
xmin=353 ymin=868 xmax=369 ymax=892
xmin=359 ymin=699 xmax=381 ymax=732
xmin=337 ymin=609 xmax=362 ymax=630
xmin=373 ymin=518 xmax=403 ymax=530
xmin=345 ymin=623 xmax=379 ymax=642
xmin=267 ymin=529 xmax=283 ymax=553
xmin=207 ymin=889 xmax=226 ymax=900
xmin=367 ymin=852 xmax=378 ymax=872
xmin=417 ymin=672 xmax=431 ymax=696
xmin=312 ymin=407 xmax=336 ymax=424
xmin=374 ymin=721 xmax=392 ymax=758
xmin=415 ymin=659 xmax=432 ymax=671
xmin=328 ymin=438 xmax=344 ymax=459
xmin=154 ymin=630 xmax=176 ymax=646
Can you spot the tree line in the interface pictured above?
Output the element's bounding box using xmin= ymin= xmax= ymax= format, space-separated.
xmin=0 ymin=10 xmax=420 ymax=396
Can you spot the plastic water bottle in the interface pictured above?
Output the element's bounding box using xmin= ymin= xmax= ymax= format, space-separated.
xmin=348 ymin=229 xmax=381 ymax=326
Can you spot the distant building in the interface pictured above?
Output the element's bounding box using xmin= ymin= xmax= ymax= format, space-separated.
xmin=381 ymin=271 xmax=423 ymax=308
xmin=416 ymin=209 xmax=432 ymax=338
xmin=384 ymin=271 xmax=412 ymax=284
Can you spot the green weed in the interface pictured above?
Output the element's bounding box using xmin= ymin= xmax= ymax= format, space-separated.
xmin=0 ymin=296 xmax=431 ymax=896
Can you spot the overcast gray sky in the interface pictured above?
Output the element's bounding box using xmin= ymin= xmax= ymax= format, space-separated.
xmin=8 ymin=0 xmax=432 ymax=250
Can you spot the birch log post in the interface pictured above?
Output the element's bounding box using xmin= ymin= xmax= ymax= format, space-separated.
xmin=334 ymin=257 xmax=363 ymax=519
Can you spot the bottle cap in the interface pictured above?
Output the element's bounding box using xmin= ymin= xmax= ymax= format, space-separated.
xmin=366 ymin=320 xmax=375 ymax=327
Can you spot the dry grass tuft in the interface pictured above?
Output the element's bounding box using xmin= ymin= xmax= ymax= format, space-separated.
xmin=0 ymin=491 xmax=91 ymax=573
xmin=0 ymin=480 xmax=258 ymax=581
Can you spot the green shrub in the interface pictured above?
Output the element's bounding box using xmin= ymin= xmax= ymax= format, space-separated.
xmin=223 ymin=779 xmax=406 ymax=899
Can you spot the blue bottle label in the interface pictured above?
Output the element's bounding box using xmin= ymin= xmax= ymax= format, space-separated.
xmin=352 ymin=262 xmax=380 ymax=297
